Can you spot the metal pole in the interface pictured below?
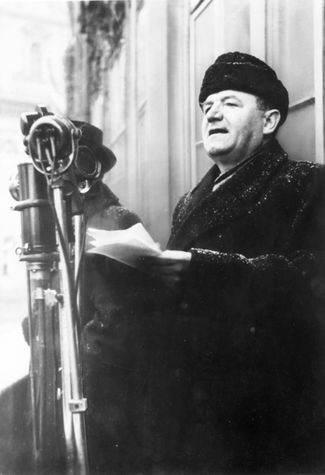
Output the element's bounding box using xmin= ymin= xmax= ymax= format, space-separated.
xmin=21 ymin=257 xmax=64 ymax=473
xmin=53 ymin=187 xmax=89 ymax=474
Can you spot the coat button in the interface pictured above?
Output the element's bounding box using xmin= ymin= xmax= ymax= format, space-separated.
xmin=181 ymin=299 xmax=189 ymax=310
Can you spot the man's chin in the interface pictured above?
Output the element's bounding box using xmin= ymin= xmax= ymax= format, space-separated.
xmin=207 ymin=147 xmax=231 ymax=158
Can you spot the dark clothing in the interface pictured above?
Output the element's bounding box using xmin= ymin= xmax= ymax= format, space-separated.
xmin=2 ymin=143 xmax=325 ymax=474
xmin=0 ymin=183 xmax=154 ymax=475
xmin=145 ymin=140 xmax=325 ymax=473
xmin=0 ymin=377 xmax=33 ymax=472
xmin=80 ymin=184 xmax=157 ymax=474
xmin=82 ymin=143 xmax=325 ymax=473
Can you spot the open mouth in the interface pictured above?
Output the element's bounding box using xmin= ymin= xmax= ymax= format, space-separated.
xmin=209 ymin=128 xmax=228 ymax=136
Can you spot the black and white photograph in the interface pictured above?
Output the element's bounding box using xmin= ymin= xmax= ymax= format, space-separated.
xmin=0 ymin=0 xmax=325 ymax=473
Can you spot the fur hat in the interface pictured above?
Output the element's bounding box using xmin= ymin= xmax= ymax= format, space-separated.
xmin=199 ymin=52 xmax=289 ymax=125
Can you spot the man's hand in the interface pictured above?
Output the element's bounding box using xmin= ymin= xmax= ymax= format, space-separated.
xmin=139 ymin=250 xmax=192 ymax=291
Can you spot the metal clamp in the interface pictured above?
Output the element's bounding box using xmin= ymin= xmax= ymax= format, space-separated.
xmin=68 ymin=398 xmax=88 ymax=413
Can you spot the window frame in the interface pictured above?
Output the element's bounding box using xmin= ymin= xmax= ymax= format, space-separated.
xmin=189 ymin=0 xmax=218 ymax=186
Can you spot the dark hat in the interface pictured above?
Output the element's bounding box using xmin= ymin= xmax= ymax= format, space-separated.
xmin=72 ymin=120 xmax=117 ymax=173
xmin=198 ymin=52 xmax=289 ymax=126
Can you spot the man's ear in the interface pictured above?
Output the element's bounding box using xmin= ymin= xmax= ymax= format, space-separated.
xmin=263 ymin=109 xmax=281 ymax=135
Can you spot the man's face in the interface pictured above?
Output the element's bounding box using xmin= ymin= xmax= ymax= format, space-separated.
xmin=201 ymin=90 xmax=266 ymax=170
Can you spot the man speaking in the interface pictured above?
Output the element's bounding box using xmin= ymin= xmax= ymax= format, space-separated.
xmin=142 ymin=52 xmax=325 ymax=473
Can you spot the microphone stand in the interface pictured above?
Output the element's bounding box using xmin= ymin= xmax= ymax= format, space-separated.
xmin=13 ymin=109 xmax=89 ymax=474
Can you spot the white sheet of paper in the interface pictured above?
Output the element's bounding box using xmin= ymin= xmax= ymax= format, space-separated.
xmin=86 ymin=223 xmax=162 ymax=268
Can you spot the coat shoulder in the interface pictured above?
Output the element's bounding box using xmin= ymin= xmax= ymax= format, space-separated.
xmin=285 ymin=158 xmax=325 ymax=179
xmin=278 ymin=158 xmax=325 ymax=197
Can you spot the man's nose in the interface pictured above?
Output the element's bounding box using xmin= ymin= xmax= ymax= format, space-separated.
xmin=206 ymin=103 xmax=223 ymax=121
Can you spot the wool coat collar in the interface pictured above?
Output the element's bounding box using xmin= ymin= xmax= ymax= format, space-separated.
xmin=168 ymin=140 xmax=288 ymax=250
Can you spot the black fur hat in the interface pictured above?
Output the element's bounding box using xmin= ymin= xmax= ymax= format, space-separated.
xmin=199 ymin=52 xmax=289 ymax=125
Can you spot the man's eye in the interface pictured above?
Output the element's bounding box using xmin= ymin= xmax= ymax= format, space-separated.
xmin=203 ymin=106 xmax=211 ymax=114
xmin=225 ymin=102 xmax=238 ymax=107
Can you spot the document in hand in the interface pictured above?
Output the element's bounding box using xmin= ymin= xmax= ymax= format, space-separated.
xmin=86 ymin=223 xmax=163 ymax=268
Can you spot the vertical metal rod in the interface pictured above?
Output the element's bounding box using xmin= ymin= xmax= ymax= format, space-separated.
xmin=74 ymin=215 xmax=82 ymax=283
xmin=26 ymin=267 xmax=38 ymax=469
xmin=53 ymin=187 xmax=88 ymax=474
xmin=24 ymin=261 xmax=63 ymax=472
xmin=73 ymin=214 xmax=86 ymax=341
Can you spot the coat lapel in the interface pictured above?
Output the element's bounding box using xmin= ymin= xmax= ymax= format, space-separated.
xmin=168 ymin=141 xmax=288 ymax=250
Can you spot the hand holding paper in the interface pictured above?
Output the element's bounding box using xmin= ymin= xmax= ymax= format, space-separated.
xmin=87 ymin=223 xmax=162 ymax=268
xmin=86 ymin=223 xmax=192 ymax=287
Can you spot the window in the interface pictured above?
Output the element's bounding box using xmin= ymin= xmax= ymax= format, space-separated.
xmin=266 ymin=0 xmax=321 ymax=163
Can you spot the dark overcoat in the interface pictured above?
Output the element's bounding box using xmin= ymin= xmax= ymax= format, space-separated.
xmin=145 ymin=140 xmax=325 ymax=474
xmin=3 ymin=145 xmax=325 ymax=475
xmin=80 ymin=183 xmax=159 ymax=474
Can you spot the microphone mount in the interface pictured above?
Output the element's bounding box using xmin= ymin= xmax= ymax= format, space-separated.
xmin=21 ymin=105 xmax=81 ymax=180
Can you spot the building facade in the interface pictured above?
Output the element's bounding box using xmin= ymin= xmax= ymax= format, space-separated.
xmin=0 ymin=0 xmax=71 ymax=278
xmin=68 ymin=0 xmax=324 ymax=247
xmin=0 ymin=1 xmax=71 ymax=390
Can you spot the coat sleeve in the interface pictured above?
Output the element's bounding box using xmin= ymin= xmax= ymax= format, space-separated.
xmin=186 ymin=248 xmax=321 ymax=314
xmin=184 ymin=172 xmax=325 ymax=315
